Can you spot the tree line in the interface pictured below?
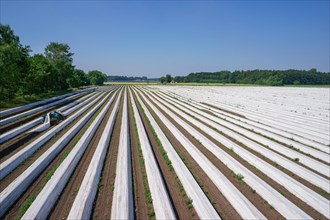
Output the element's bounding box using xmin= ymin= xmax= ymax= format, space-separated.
xmin=170 ymin=69 xmax=329 ymax=86
xmin=0 ymin=24 xmax=108 ymax=101
xmin=107 ymin=75 xmax=148 ymax=82
xmin=159 ymin=74 xmax=173 ymax=84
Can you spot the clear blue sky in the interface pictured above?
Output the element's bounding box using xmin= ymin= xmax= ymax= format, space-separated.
xmin=1 ymin=0 xmax=329 ymax=77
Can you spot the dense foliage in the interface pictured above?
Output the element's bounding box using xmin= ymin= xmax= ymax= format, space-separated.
xmin=107 ymin=75 xmax=148 ymax=82
xmin=160 ymin=74 xmax=173 ymax=84
xmin=0 ymin=24 xmax=108 ymax=101
xmin=87 ymin=70 xmax=108 ymax=86
xmin=173 ymin=69 xmax=330 ymax=85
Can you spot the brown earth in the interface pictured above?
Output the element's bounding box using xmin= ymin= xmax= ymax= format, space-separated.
xmin=49 ymin=91 xmax=121 ymax=219
xmin=132 ymin=90 xmax=197 ymax=219
xmin=1 ymin=92 xmax=110 ymax=219
xmin=2 ymin=86 xmax=327 ymax=219
xmin=200 ymin=107 xmax=330 ymax=165
xmin=0 ymin=131 xmax=42 ymax=161
xmin=91 ymin=91 xmax=123 ymax=219
xmin=0 ymin=93 xmax=94 ymax=160
xmin=152 ymin=90 xmax=328 ymax=219
xmin=200 ymin=102 xmax=247 ymax=118
xmin=170 ymin=93 xmax=329 ymax=168
xmin=157 ymin=90 xmax=330 ymax=197
xmin=0 ymin=91 xmax=89 ymax=118
xmin=0 ymin=92 xmax=107 ymax=191
xmin=0 ymin=93 xmax=86 ymax=134
xmin=222 ymin=127 xmax=330 ymax=200
xmin=139 ymin=89 xmax=241 ymax=219
xmin=126 ymin=90 xmax=151 ymax=220
xmin=202 ymin=101 xmax=330 ymax=166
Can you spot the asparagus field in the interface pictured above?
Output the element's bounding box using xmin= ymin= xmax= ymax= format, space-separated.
xmin=0 ymin=85 xmax=329 ymax=219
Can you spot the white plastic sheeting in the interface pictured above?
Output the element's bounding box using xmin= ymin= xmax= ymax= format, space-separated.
xmin=0 ymin=90 xmax=113 ymax=218
xmin=32 ymin=112 xmax=51 ymax=132
xmin=68 ymin=89 xmax=122 ymax=219
xmin=110 ymin=89 xmax=134 ymax=220
xmin=0 ymin=88 xmax=94 ymax=126
xmin=29 ymin=92 xmax=99 ymax=133
xmin=156 ymin=86 xmax=329 ymax=145
xmin=139 ymin=90 xmax=267 ymax=219
xmin=144 ymin=89 xmax=329 ymax=218
xmin=0 ymin=93 xmax=105 ymax=180
xmin=0 ymin=88 xmax=94 ymax=118
xmin=153 ymin=90 xmax=330 ymax=184
xmin=57 ymin=92 xmax=95 ymax=113
xmin=0 ymin=92 xmax=97 ymax=144
xmin=0 ymin=118 xmax=43 ymax=144
xmin=22 ymin=91 xmax=117 ymax=219
xmin=158 ymin=90 xmax=330 ymax=157
xmin=133 ymin=88 xmax=221 ymax=219
xmin=129 ymin=89 xmax=176 ymax=219
xmin=164 ymin=91 xmax=330 ymax=153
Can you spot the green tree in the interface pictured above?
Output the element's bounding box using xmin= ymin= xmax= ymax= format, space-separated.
xmin=293 ymin=80 xmax=300 ymax=85
xmin=0 ymin=24 xmax=30 ymax=100
xmin=175 ymin=69 xmax=329 ymax=85
xmin=25 ymin=54 xmax=56 ymax=94
xmin=160 ymin=76 xmax=166 ymax=84
xmin=87 ymin=70 xmax=107 ymax=85
xmin=166 ymin=74 xmax=172 ymax=83
xmin=44 ymin=42 xmax=74 ymax=90
xmin=67 ymin=69 xmax=89 ymax=88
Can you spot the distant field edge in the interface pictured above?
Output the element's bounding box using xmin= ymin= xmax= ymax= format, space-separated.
xmin=130 ymin=82 xmax=330 ymax=88
xmin=105 ymin=82 xmax=160 ymax=85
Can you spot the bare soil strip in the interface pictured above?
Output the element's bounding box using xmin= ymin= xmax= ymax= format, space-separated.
xmin=132 ymin=90 xmax=196 ymax=219
xmin=222 ymin=128 xmax=330 ymax=199
xmin=0 ymin=91 xmax=89 ymax=118
xmin=0 ymin=94 xmax=90 ymax=160
xmin=1 ymin=131 xmax=43 ymax=161
xmin=154 ymin=90 xmax=330 ymax=198
xmin=0 ymin=92 xmax=107 ymax=191
xmin=200 ymin=102 xmax=247 ymax=118
xmin=201 ymin=100 xmax=329 ymax=147
xmin=139 ymin=89 xmax=240 ymax=219
xmin=0 ymin=93 xmax=86 ymax=134
xmin=48 ymin=91 xmax=121 ymax=219
xmin=185 ymin=118 xmax=327 ymax=219
xmin=163 ymin=91 xmax=330 ymax=168
xmin=126 ymin=90 xmax=153 ymax=219
xmin=2 ymin=85 xmax=327 ymax=219
xmin=91 ymin=91 xmax=123 ymax=219
xmin=150 ymin=90 xmax=327 ymax=219
xmin=0 ymin=92 xmax=111 ymax=219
